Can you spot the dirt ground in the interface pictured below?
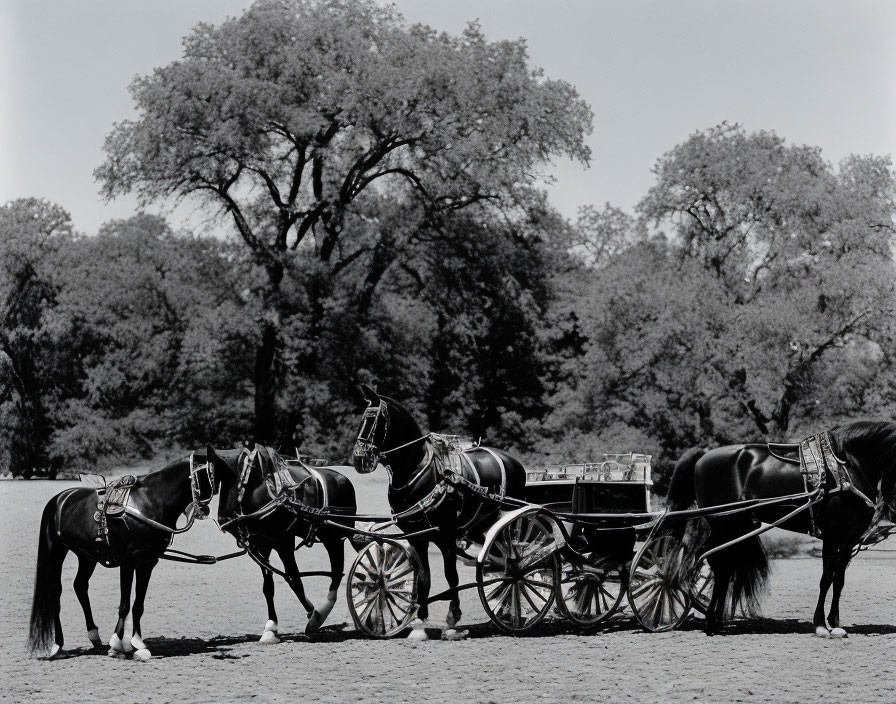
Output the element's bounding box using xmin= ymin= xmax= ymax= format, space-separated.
xmin=1 ymin=472 xmax=894 ymax=704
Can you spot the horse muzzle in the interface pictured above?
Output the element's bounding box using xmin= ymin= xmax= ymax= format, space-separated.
xmin=353 ymin=443 xmax=380 ymax=474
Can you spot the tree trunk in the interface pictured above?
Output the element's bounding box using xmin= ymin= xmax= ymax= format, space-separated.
xmin=252 ymin=262 xmax=285 ymax=446
xmin=252 ymin=320 xmax=279 ymax=445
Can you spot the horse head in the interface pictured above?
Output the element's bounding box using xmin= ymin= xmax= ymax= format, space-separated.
xmin=351 ymin=385 xmax=427 ymax=478
xmin=206 ymin=445 xmax=252 ymax=519
xmin=352 ymin=384 xmax=389 ymax=474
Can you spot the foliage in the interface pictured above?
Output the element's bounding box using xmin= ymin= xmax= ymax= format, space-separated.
xmin=48 ymin=215 xmax=256 ymax=469
xmin=96 ymin=0 xmax=593 ymax=447
xmin=540 ymin=124 xmax=896 ymax=488
xmin=0 ymin=200 xmax=76 ymax=476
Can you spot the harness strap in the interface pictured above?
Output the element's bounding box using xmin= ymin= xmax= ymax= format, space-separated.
xmin=306 ymin=467 xmax=328 ymax=509
xmin=476 ymin=447 xmax=507 ymax=498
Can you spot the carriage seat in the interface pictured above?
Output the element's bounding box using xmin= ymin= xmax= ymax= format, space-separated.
xmin=767 ymin=442 xmax=801 ymax=465
xmin=96 ymin=475 xmax=137 ymax=516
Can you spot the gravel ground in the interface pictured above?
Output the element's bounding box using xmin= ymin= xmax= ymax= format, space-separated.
xmin=1 ymin=474 xmax=894 ymax=704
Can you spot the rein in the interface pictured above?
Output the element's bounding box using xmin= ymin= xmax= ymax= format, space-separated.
xmin=116 ymin=453 xmax=217 ymax=536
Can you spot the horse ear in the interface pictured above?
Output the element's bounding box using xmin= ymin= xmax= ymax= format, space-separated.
xmin=206 ymin=444 xmax=226 ymax=469
xmin=360 ymin=383 xmax=380 ymax=405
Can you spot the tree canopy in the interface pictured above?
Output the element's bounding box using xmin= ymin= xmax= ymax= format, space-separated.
xmin=96 ymin=0 xmax=593 ymax=446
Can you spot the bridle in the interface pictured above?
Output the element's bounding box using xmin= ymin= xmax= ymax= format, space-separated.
xmin=353 ymin=400 xmax=389 ymax=473
xmin=188 ymin=453 xmax=217 ymax=519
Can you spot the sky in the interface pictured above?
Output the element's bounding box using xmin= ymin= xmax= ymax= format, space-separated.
xmin=2 ymin=0 xmax=895 ymax=236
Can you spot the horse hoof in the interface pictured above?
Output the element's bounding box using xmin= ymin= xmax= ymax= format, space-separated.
xmin=406 ymin=619 xmax=429 ymax=641
xmin=306 ymin=613 xmax=324 ymax=635
xmin=830 ymin=627 xmax=847 ymax=639
xmin=259 ymin=630 xmax=281 ymax=644
xmin=49 ymin=644 xmax=62 ymax=659
xmin=441 ymin=628 xmax=468 ymax=641
xmin=130 ymin=635 xmax=147 ymax=652
xmin=133 ymin=648 xmax=152 ymax=661
xmin=87 ymin=628 xmax=102 ymax=649
xmin=814 ymin=626 xmax=830 ymax=638
xmin=108 ymin=633 xmax=124 ymax=653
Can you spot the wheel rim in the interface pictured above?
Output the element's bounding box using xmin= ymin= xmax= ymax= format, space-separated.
xmin=347 ymin=541 xmax=417 ymax=638
xmin=555 ymin=553 xmax=626 ymax=627
xmin=627 ymin=534 xmax=692 ymax=632
xmin=477 ymin=514 xmax=557 ymax=633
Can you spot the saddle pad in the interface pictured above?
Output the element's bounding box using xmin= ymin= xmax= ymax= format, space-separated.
xmin=256 ymin=446 xmax=325 ymax=510
xmin=96 ymin=475 xmax=137 ymax=516
xmin=799 ymin=433 xmax=874 ymax=508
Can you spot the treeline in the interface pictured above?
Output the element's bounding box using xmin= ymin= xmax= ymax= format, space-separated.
xmin=3 ymin=124 xmax=894 ymax=482
xmin=3 ymin=0 xmax=895 ymax=482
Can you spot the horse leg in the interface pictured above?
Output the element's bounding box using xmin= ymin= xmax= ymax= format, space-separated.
xmin=436 ymin=536 xmax=464 ymax=639
xmin=407 ymin=538 xmax=431 ymax=641
xmin=108 ymin=564 xmax=134 ymax=657
xmin=813 ymin=540 xmax=837 ymax=637
xmin=275 ymin=544 xmax=316 ymax=627
xmin=826 ymin=544 xmax=853 ymax=638
xmin=129 ymin=561 xmax=156 ymax=660
xmin=306 ymin=535 xmax=343 ymax=634
xmin=254 ymin=545 xmax=280 ymax=643
xmin=72 ymin=555 xmax=103 ymax=651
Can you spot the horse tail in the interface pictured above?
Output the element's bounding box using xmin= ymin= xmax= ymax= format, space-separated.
xmin=666 ymin=447 xmax=705 ymax=511
xmin=727 ymin=532 xmax=770 ymax=618
xmin=29 ymin=496 xmax=65 ymax=654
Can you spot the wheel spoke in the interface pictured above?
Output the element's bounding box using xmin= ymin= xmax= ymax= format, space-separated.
xmin=519 ymin=583 xmax=543 ymax=613
xmin=521 ymin=578 xmax=550 ymax=602
xmin=361 ymin=549 xmax=378 ymax=574
xmin=630 ymin=577 xmax=662 ymax=599
xmin=385 ymin=564 xmax=414 ymax=584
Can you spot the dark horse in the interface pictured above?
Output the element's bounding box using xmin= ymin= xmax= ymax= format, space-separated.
xmin=207 ymin=444 xmax=356 ymax=641
xmin=352 ymin=385 xmax=527 ymax=638
xmin=28 ymin=453 xmax=219 ymax=658
xmin=668 ymin=419 xmax=896 ymax=635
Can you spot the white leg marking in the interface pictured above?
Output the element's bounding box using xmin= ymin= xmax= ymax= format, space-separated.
xmin=122 ymin=619 xmax=135 ymax=653
xmin=306 ymin=590 xmax=338 ymax=634
xmin=406 ymin=618 xmax=429 ymax=641
xmin=108 ymin=633 xmax=125 ymax=657
xmin=830 ymin=627 xmax=848 ymax=638
xmin=259 ymin=619 xmax=280 ymax=644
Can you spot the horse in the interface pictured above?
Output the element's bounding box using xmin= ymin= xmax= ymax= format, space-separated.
xmin=206 ymin=444 xmax=356 ymax=642
xmin=351 ymin=384 xmax=527 ymax=639
xmin=668 ymin=419 xmax=896 ymax=636
xmin=28 ymin=452 xmax=219 ymax=659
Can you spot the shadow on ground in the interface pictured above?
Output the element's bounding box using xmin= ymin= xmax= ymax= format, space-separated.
xmin=42 ymin=615 xmax=896 ymax=660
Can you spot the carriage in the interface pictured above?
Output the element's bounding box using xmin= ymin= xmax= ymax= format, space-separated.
xmin=343 ymin=446 xmax=701 ymax=636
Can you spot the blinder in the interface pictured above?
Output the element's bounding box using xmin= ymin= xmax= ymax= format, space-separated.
xmin=189 ymin=455 xmax=217 ymax=518
xmin=354 ymin=400 xmax=388 ymax=473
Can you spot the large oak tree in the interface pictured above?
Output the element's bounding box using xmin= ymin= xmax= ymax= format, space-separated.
xmin=97 ymin=0 xmax=592 ymax=444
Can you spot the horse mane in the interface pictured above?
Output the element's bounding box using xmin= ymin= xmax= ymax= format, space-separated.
xmin=380 ymin=394 xmax=424 ymax=442
xmin=833 ymin=420 xmax=896 ymax=513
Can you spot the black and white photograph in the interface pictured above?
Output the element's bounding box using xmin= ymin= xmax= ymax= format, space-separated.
xmin=2 ymin=1 xmax=894 ymax=702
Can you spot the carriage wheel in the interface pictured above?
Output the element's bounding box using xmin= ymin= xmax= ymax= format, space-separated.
xmin=689 ymin=558 xmax=713 ymax=615
xmin=347 ymin=540 xmax=418 ymax=638
xmin=477 ymin=513 xmax=557 ymax=634
xmin=627 ymin=534 xmax=692 ymax=632
xmin=554 ymin=550 xmax=626 ymax=629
